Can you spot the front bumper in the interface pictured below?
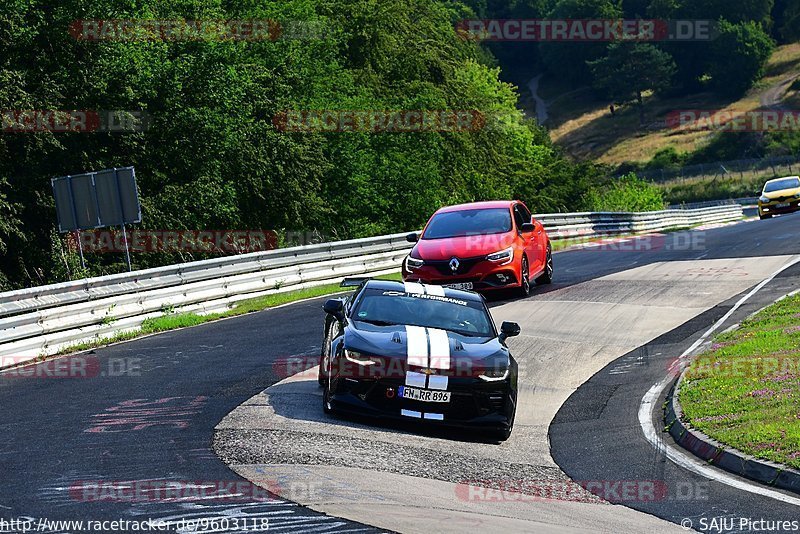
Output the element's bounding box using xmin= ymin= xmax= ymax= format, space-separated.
xmin=759 ymin=200 xmax=800 ymax=216
xmin=328 ymin=375 xmax=516 ymax=432
xmin=402 ymin=257 xmax=522 ymax=292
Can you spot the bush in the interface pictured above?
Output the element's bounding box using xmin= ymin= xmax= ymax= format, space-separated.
xmin=586 ymin=173 xmax=665 ymax=212
xmin=648 ymin=147 xmax=688 ymax=169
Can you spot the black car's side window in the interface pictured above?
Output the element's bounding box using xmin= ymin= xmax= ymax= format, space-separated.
xmin=347 ymin=285 xmax=366 ymax=315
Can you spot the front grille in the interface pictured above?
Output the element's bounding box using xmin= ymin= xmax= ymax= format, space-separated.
xmin=361 ymin=379 xmax=483 ymax=420
xmin=426 ymin=256 xmax=485 ymax=276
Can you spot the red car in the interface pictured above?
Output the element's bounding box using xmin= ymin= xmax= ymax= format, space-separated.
xmin=401 ymin=201 xmax=553 ymax=296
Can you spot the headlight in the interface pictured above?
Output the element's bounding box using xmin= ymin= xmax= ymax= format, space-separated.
xmin=478 ymin=368 xmax=509 ymax=382
xmin=486 ymin=247 xmax=514 ymax=265
xmin=759 ymin=196 xmax=770 ymax=203
xmin=405 ymin=255 xmax=424 ymax=271
xmin=344 ymin=349 xmax=375 ymax=366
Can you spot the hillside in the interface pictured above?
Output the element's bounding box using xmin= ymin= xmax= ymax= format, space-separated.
xmin=523 ymin=44 xmax=800 ymax=166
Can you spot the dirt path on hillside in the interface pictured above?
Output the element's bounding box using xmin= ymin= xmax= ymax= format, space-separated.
xmin=527 ymin=73 xmax=549 ymax=124
xmin=760 ymin=72 xmax=800 ymax=108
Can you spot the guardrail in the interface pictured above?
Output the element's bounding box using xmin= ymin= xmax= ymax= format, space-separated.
xmin=0 ymin=205 xmax=743 ymax=362
xmin=536 ymin=205 xmax=743 ymax=239
xmin=668 ymin=197 xmax=758 ymax=210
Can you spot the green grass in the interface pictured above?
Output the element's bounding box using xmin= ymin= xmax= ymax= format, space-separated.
xmin=658 ymin=173 xmax=775 ymax=204
xmin=52 ymin=272 xmax=402 ymax=355
xmin=678 ymin=294 xmax=800 ymax=470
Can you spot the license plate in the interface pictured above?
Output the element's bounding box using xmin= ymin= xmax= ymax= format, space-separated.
xmin=443 ymin=282 xmax=473 ymax=290
xmin=399 ymin=386 xmax=451 ymax=403
xmin=777 ymin=202 xmax=790 ymax=208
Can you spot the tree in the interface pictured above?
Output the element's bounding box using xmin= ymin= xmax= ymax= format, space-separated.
xmin=708 ymin=20 xmax=775 ymax=97
xmin=539 ymin=0 xmax=623 ymax=84
xmin=683 ymin=0 xmax=775 ymax=25
xmin=588 ymin=42 xmax=676 ymax=125
xmin=1 ymin=0 xmax=604 ymax=288
xmin=778 ymin=0 xmax=800 ymax=41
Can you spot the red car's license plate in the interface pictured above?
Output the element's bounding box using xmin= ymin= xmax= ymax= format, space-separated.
xmin=443 ymin=282 xmax=473 ymax=290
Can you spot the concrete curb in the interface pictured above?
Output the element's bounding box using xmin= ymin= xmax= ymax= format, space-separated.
xmin=666 ymin=375 xmax=800 ymax=495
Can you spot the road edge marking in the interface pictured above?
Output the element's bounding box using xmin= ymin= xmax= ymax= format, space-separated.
xmin=638 ymin=254 xmax=800 ymax=506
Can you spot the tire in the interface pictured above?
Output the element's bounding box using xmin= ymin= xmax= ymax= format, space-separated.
xmin=760 ymin=214 xmax=772 ymax=220
xmin=322 ymin=380 xmax=333 ymax=414
xmin=318 ymin=324 xmax=332 ymax=387
xmin=535 ymin=244 xmax=553 ymax=285
xmin=518 ymin=256 xmax=531 ymax=297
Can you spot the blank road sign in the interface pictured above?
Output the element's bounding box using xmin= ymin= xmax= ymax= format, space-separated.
xmin=52 ymin=167 xmax=142 ymax=232
xmin=52 ymin=178 xmax=78 ymax=232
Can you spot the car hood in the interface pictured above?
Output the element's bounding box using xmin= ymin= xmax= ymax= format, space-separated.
xmin=345 ymin=322 xmax=506 ymax=364
xmin=413 ymin=233 xmax=515 ymax=260
xmin=763 ymin=187 xmax=800 ymax=200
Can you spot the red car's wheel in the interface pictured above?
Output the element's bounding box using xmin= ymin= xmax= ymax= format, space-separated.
xmin=518 ymin=256 xmax=531 ymax=297
xmin=536 ymin=244 xmax=553 ymax=285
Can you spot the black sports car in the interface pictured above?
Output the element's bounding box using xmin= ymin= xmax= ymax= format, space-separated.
xmin=318 ymin=278 xmax=520 ymax=441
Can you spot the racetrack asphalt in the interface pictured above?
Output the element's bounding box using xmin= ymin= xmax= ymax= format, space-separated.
xmin=1 ymin=212 xmax=799 ymax=533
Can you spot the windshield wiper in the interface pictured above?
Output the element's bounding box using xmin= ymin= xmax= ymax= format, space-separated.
xmin=357 ymin=319 xmax=398 ymax=327
xmin=451 ymin=330 xmax=486 ymax=337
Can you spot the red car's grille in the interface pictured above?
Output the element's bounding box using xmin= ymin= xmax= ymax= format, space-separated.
xmin=425 ymin=256 xmax=485 ymax=276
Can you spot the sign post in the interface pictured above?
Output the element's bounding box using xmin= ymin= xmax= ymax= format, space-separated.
xmin=52 ymin=167 xmax=142 ymax=273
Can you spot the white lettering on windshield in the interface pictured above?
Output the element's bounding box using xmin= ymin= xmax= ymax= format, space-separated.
xmin=380 ymin=291 xmax=468 ymax=306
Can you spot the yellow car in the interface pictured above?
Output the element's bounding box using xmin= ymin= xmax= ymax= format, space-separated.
xmin=758 ymin=176 xmax=800 ymax=220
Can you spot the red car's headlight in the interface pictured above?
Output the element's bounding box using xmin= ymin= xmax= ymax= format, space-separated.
xmin=486 ymin=247 xmax=514 ymax=265
xmin=405 ymin=255 xmax=424 ymax=270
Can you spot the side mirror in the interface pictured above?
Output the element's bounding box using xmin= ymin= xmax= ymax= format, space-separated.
xmin=406 ymin=232 xmax=419 ymax=243
xmin=520 ymin=222 xmax=535 ymax=233
xmin=323 ymin=299 xmax=345 ymax=320
xmin=499 ymin=321 xmax=521 ymax=341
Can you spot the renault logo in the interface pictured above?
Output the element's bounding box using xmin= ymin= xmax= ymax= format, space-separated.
xmin=449 ymin=257 xmax=460 ymax=273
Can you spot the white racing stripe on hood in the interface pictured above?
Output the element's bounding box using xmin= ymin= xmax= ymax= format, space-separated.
xmin=427 ymin=328 xmax=451 ymax=370
xmin=404 ymin=282 xmax=426 ymax=294
xmin=405 ymin=325 xmax=429 ymax=368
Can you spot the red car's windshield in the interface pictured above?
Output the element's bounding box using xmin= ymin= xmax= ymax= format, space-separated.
xmin=422 ymin=208 xmax=512 ymax=239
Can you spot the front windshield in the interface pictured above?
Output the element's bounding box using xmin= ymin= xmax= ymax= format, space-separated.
xmin=764 ymin=178 xmax=800 ymax=192
xmin=352 ymin=288 xmax=494 ymax=337
xmin=422 ymin=208 xmax=512 ymax=239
